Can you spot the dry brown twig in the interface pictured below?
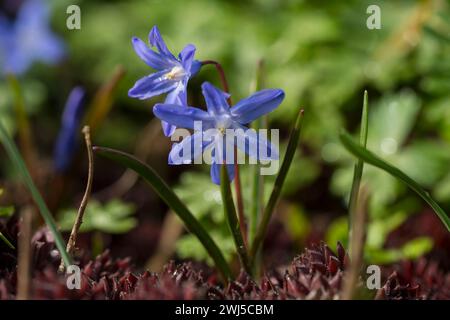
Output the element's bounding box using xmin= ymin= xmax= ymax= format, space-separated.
xmin=59 ymin=126 xmax=94 ymax=272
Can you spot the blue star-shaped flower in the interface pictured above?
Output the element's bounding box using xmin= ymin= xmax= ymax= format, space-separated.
xmin=0 ymin=0 xmax=65 ymax=75
xmin=128 ymin=26 xmax=201 ymax=136
xmin=153 ymin=82 xmax=284 ymax=184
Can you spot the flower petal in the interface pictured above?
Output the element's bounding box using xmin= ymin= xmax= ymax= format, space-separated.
xmin=165 ymin=81 xmax=187 ymax=106
xmin=149 ymin=26 xmax=176 ymax=60
xmin=162 ymin=121 xmax=176 ymax=137
xmin=190 ymin=60 xmax=202 ymax=76
xmin=54 ymin=87 xmax=86 ymax=172
xmin=153 ymin=104 xmax=215 ymax=130
xmin=168 ymin=131 xmax=211 ymax=164
xmin=128 ymin=70 xmax=177 ymax=100
xmin=201 ymin=82 xmax=230 ymax=115
xmin=233 ymin=125 xmax=279 ymax=161
xmin=210 ymin=162 xmax=235 ymax=185
xmin=132 ymin=37 xmax=175 ymax=70
xmin=179 ymin=44 xmax=196 ymax=72
xmin=231 ymin=89 xmax=284 ymax=124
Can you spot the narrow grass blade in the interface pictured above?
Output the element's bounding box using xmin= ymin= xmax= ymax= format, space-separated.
xmin=93 ymin=146 xmax=233 ymax=281
xmin=0 ymin=121 xmax=72 ymax=266
xmin=0 ymin=231 xmax=15 ymax=249
xmin=340 ymin=132 xmax=450 ymax=232
xmin=6 ymin=74 xmax=38 ymax=174
xmin=250 ymin=110 xmax=305 ymax=263
xmin=84 ymin=66 xmax=125 ymax=135
xmin=220 ymin=165 xmax=251 ymax=274
xmin=348 ymin=90 xmax=369 ymax=253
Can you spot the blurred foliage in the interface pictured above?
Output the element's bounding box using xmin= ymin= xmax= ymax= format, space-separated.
xmin=58 ymin=199 xmax=137 ymax=234
xmin=326 ymin=212 xmax=434 ymax=265
xmin=0 ymin=189 xmax=14 ymax=218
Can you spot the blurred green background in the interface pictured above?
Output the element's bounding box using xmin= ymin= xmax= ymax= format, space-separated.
xmin=1 ymin=0 xmax=450 ymax=268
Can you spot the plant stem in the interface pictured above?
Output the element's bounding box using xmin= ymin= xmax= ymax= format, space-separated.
xmin=348 ymin=90 xmax=369 ymax=256
xmin=342 ymin=187 xmax=368 ymax=300
xmin=17 ymin=206 xmax=33 ymax=300
xmin=250 ymin=110 xmax=304 ymax=265
xmin=0 ymin=120 xmax=72 ymax=267
xmin=201 ymin=60 xmax=247 ymax=244
xmin=249 ymin=60 xmax=265 ymax=245
xmin=59 ymin=126 xmax=94 ymax=272
xmin=221 ymin=165 xmax=251 ymax=274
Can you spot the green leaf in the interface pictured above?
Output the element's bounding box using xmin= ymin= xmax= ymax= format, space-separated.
xmin=0 ymin=206 xmax=14 ymax=218
xmin=325 ymin=216 xmax=348 ymax=249
xmin=250 ymin=110 xmax=303 ymax=264
xmin=174 ymin=172 xmax=223 ymax=222
xmin=250 ymin=110 xmax=304 ymax=262
xmin=365 ymin=237 xmax=433 ymax=265
xmin=0 ymin=120 xmax=72 ymax=266
xmin=58 ymin=200 xmax=137 ymax=234
xmin=93 ymin=146 xmax=232 ymax=281
xmin=348 ymin=90 xmax=369 ymax=252
xmin=0 ymin=188 xmax=14 ymax=218
xmin=367 ymin=90 xmax=421 ymax=155
xmin=340 ymin=132 xmax=450 ymax=232
xmin=401 ymin=237 xmax=433 ymax=259
xmin=177 ymin=231 xmax=235 ymax=266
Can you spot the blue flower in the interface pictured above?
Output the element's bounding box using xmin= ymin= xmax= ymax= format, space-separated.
xmin=53 ymin=87 xmax=86 ymax=173
xmin=128 ymin=26 xmax=201 ymax=137
xmin=153 ymin=82 xmax=284 ymax=184
xmin=0 ymin=0 xmax=65 ymax=75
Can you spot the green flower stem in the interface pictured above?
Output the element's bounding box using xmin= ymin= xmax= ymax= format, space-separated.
xmin=340 ymin=132 xmax=450 ymax=232
xmin=94 ymin=146 xmax=233 ymax=282
xmin=0 ymin=120 xmax=72 ymax=267
xmin=348 ymin=90 xmax=369 ymax=255
xmin=220 ymin=165 xmax=251 ymax=274
xmin=250 ymin=110 xmax=305 ymax=265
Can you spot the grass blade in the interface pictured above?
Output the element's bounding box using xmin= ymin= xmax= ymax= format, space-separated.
xmin=340 ymin=132 xmax=450 ymax=232
xmin=348 ymin=90 xmax=369 ymax=252
xmin=0 ymin=121 xmax=72 ymax=266
xmin=220 ymin=165 xmax=251 ymax=274
xmin=84 ymin=66 xmax=125 ymax=135
xmin=250 ymin=109 xmax=305 ymax=263
xmin=0 ymin=231 xmax=15 ymax=249
xmin=6 ymin=75 xmax=38 ymax=176
xmin=93 ymin=146 xmax=233 ymax=281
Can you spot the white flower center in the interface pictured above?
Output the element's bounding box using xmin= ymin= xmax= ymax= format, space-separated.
xmin=165 ymin=66 xmax=186 ymax=81
xmin=215 ymin=114 xmax=232 ymax=134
